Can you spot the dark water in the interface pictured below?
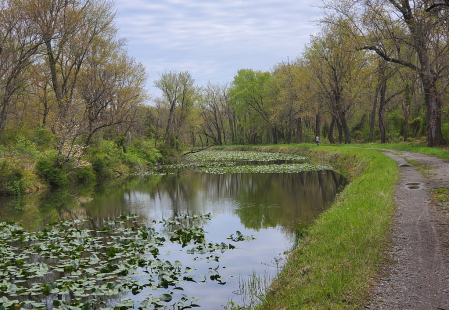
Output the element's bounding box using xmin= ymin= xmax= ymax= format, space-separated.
xmin=0 ymin=170 xmax=346 ymax=308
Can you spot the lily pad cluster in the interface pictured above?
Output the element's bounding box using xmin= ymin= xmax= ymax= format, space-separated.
xmin=0 ymin=214 xmax=253 ymax=309
xmin=184 ymin=151 xmax=306 ymax=162
xmin=200 ymin=163 xmax=333 ymax=174
xmin=164 ymin=151 xmax=331 ymax=174
xmin=165 ymin=160 xmax=237 ymax=171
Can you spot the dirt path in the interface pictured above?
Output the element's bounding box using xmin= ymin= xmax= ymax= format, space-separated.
xmin=368 ymin=150 xmax=449 ymax=310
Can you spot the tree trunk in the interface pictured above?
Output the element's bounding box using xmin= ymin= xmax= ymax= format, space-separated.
xmin=370 ymin=83 xmax=380 ymax=140
xmin=191 ymin=132 xmax=196 ymax=147
xmin=403 ymin=104 xmax=410 ymax=142
xmin=0 ymin=81 xmax=15 ymax=140
xmin=272 ymin=127 xmax=279 ymax=144
xmin=42 ymin=101 xmax=49 ymax=126
xmin=315 ymin=113 xmax=321 ymax=137
xmin=296 ymin=117 xmax=303 ymax=143
xmin=328 ymin=117 xmax=335 ymax=144
xmin=340 ymin=113 xmax=351 ymax=144
xmin=44 ymin=38 xmax=64 ymax=111
xmin=378 ymin=79 xmax=387 ymax=143
xmin=423 ymin=78 xmax=443 ymax=146
xmin=163 ymin=101 xmax=176 ymax=146
xmin=336 ymin=118 xmax=343 ymax=144
xmin=402 ymin=84 xmax=412 ymax=142
xmin=216 ymin=119 xmax=222 ymax=146
xmin=0 ymin=98 xmax=9 ymax=139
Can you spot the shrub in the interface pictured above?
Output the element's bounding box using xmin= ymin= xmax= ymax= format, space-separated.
xmin=34 ymin=125 xmax=55 ymax=149
xmin=36 ymin=158 xmax=68 ymax=186
xmin=6 ymin=167 xmax=27 ymax=196
xmin=75 ymin=166 xmax=96 ymax=183
xmin=127 ymin=139 xmax=160 ymax=167
xmin=115 ymin=136 xmax=127 ymax=152
xmin=91 ymin=154 xmax=106 ymax=176
xmin=442 ymin=122 xmax=449 ymax=142
xmin=123 ymin=152 xmax=146 ymax=172
xmin=0 ymin=159 xmax=27 ymax=196
xmin=157 ymin=147 xmax=175 ymax=165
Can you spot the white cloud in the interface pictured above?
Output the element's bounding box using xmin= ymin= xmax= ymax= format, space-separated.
xmin=114 ymin=0 xmax=322 ymax=99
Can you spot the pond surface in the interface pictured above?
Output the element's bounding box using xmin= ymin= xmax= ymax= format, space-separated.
xmin=0 ymin=168 xmax=346 ymax=309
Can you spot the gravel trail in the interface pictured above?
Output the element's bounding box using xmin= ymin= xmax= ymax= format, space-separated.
xmin=368 ymin=150 xmax=449 ymax=310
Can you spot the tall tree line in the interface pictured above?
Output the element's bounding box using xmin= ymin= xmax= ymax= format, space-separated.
xmin=150 ymin=0 xmax=449 ymax=148
xmin=2 ymin=0 xmax=449 ymax=151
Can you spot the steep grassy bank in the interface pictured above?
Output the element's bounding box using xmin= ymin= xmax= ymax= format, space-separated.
xmin=220 ymin=144 xmax=398 ymax=309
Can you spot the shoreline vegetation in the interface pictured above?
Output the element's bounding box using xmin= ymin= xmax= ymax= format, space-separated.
xmin=0 ymin=134 xmax=174 ymax=198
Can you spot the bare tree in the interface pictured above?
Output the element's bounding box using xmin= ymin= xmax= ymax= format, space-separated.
xmin=199 ymin=83 xmax=229 ymax=145
xmin=154 ymin=71 xmax=196 ymax=147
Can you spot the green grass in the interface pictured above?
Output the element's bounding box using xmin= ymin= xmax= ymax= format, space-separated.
xmin=214 ymin=145 xmax=398 ymax=309
xmin=432 ymin=187 xmax=449 ymax=203
xmin=403 ymin=158 xmax=434 ymax=176
xmin=219 ymin=141 xmax=449 ymax=160
xmin=344 ymin=143 xmax=449 ymax=160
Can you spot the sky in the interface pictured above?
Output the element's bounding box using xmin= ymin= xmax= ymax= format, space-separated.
xmin=114 ymin=0 xmax=323 ymax=101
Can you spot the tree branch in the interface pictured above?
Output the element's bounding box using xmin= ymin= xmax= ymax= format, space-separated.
xmin=181 ymin=146 xmax=212 ymax=157
xmin=425 ymin=1 xmax=449 ymax=12
xmin=359 ymin=45 xmax=419 ymax=71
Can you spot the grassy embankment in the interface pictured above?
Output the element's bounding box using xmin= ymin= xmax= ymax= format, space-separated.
xmin=348 ymin=143 xmax=449 ymax=160
xmin=0 ymin=135 xmax=173 ymax=196
xmin=218 ymin=144 xmax=398 ymax=309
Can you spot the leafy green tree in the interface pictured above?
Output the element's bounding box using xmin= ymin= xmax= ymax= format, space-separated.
xmin=305 ymin=21 xmax=368 ymax=144
xmin=229 ymin=69 xmax=273 ymax=144
xmin=268 ymin=60 xmax=313 ymax=143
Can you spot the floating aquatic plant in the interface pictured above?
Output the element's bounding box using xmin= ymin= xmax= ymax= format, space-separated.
xmin=200 ymin=163 xmax=333 ymax=174
xmin=184 ymin=151 xmax=307 ymax=162
xmin=0 ymin=214 xmax=254 ymax=309
xmin=163 ymin=151 xmax=330 ymax=174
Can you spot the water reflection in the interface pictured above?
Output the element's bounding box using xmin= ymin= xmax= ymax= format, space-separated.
xmin=0 ymin=170 xmax=346 ymax=308
xmin=0 ymin=170 xmax=346 ymax=236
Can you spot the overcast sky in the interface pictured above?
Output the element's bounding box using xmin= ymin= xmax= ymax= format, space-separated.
xmin=114 ymin=0 xmax=322 ymax=101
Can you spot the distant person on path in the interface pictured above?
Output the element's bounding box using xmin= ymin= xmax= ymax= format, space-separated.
xmin=316 ymin=135 xmax=320 ymax=146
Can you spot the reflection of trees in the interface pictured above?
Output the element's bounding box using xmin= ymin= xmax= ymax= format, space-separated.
xmin=139 ymin=170 xmax=346 ymax=234
xmin=1 ymin=170 xmax=346 ymax=236
xmin=232 ymin=171 xmax=347 ymax=233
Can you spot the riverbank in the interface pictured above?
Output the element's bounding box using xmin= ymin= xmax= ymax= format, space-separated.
xmin=0 ymin=136 xmax=169 ymax=197
xmin=218 ymin=144 xmax=398 ymax=309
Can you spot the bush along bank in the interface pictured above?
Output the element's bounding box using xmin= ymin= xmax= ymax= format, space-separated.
xmin=219 ymin=144 xmax=398 ymax=309
xmin=0 ymin=135 xmax=174 ymax=196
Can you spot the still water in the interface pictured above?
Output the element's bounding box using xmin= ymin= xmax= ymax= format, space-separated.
xmin=0 ymin=170 xmax=346 ymax=308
